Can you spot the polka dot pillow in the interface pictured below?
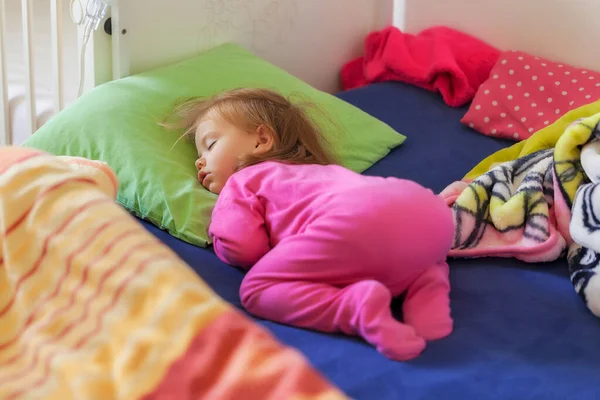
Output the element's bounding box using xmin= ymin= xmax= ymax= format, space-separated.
xmin=461 ymin=50 xmax=600 ymax=141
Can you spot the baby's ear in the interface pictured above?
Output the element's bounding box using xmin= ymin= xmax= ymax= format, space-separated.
xmin=253 ymin=125 xmax=275 ymax=154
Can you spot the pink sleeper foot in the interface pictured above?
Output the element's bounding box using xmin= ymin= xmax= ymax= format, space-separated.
xmin=405 ymin=313 xmax=453 ymax=341
xmin=355 ymin=280 xmax=426 ymax=361
xmin=403 ymin=262 xmax=454 ymax=341
xmin=374 ymin=320 xmax=427 ymax=361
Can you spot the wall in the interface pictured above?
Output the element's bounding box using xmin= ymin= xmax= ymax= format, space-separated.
xmin=101 ymin=0 xmax=391 ymax=93
xmin=397 ymin=0 xmax=600 ymax=72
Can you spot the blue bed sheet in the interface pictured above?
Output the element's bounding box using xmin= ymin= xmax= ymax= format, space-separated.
xmin=140 ymin=81 xmax=600 ymax=400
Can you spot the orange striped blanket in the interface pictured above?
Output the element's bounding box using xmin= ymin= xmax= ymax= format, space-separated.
xmin=0 ymin=147 xmax=347 ymax=400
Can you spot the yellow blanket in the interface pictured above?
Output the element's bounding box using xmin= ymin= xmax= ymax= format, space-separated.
xmin=0 ymin=147 xmax=347 ymax=400
xmin=447 ymin=99 xmax=600 ymax=319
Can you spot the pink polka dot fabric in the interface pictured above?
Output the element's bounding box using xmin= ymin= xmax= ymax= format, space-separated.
xmin=461 ymin=50 xmax=600 ymax=141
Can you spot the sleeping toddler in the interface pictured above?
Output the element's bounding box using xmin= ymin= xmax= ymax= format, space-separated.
xmin=163 ymin=88 xmax=454 ymax=361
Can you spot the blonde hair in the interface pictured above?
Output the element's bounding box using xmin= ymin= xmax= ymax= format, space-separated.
xmin=160 ymin=88 xmax=339 ymax=169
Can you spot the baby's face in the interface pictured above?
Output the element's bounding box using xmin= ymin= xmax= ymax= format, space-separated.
xmin=194 ymin=112 xmax=259 ymax=194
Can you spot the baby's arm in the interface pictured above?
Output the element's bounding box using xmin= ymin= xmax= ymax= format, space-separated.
xmin=209 ymin=176 xmax=270 ymax=269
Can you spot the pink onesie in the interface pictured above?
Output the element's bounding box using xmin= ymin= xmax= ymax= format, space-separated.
xmin=209 ymin=161 xmax=455 ymax=361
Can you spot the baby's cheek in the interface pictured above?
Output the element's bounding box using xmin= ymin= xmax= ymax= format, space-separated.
xmin=210 ymin=184 xmax=222 ymax=195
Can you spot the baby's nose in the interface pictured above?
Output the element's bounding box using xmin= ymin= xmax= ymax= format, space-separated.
xmin=195 ymin=158 xmax=205 ymax=170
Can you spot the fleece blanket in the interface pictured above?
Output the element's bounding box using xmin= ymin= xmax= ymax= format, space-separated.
xmin=340 ymin=26 xmax=500 ymax=107
xmin=0 ymin=147 xmax=347 ymax=400
xmin=441 ymin=113 xmax=600 ymax=318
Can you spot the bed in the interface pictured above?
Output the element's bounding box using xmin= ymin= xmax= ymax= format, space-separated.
xmin=137 ymin=80 xmax=600 ymax=399
xmin=3 ymin=0 xmax=600 ymax=399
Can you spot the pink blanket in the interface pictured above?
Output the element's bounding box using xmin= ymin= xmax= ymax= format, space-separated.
xmin=340 ymin=26 xmax=500 ymax=107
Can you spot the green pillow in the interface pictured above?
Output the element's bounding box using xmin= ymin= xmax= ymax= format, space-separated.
xmin=24 ymin=43 xmax=405 ymax=247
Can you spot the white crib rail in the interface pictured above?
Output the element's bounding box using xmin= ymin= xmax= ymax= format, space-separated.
xmin=0 ymin=0 xmax=67 ymax=146
xmin=21 ymin=0 xmax=37 ymax=139
xmin=0 ymin=0 xmax=10 ymax=146
xmin=51 ymin=0 xmax=64 ymax=112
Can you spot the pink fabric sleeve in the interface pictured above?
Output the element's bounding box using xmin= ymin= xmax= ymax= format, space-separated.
xmin=208 ymin=175 xmax=271 ymax=269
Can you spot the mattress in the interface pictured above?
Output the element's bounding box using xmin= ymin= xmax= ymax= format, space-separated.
xmin=138 ymin=81 xmax=600 ymax=400
xmin=4 ymin=0 xmax=79 ymax=145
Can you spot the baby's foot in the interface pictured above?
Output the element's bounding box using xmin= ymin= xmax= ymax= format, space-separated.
xmin=405 ymin=312 xmax=453 ymax=341
xmin=374 ymin=319 xmax=427 ymax=361
xmin=355 ymin=280 xmax=426 ymax=360
xmin=403 ymin=263 xmax=453 ymax=341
